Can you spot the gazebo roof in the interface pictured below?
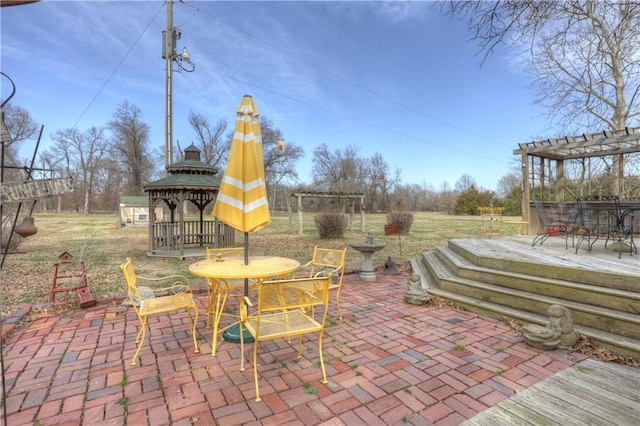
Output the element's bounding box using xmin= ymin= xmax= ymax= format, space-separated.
xmin=513 ymin=127 xmax=640 ymax=160
xmin=144 ymin=144 xmax=221 ymax=191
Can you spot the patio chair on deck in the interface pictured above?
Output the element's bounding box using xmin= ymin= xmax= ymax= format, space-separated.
xmin=238 ymin=275 xmax=332 ymax=402
xmin=294 ymin=246 xmax=347 ymax=319
xmin=532 ymin=200 xmax=577 ymax=248
xmin=120 ymin=257 xmax=199 ymax=365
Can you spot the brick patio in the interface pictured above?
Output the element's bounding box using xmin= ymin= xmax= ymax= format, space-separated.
xmin=2 ymin=270 xmax=588 ymax=425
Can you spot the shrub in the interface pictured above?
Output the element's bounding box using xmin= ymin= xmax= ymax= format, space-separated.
xmin=314 ymin=213 xmax=347 ymax=239
xmin=386 ymin=211 xmax=414 ymax=234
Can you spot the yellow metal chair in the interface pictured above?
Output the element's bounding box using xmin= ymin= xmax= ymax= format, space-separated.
xmin=120 ymin=257 xmax=199 ymax=366
xmin=295 ymin=246 xmax=347 ymax=319
xmin=239 ymin=275 xmax=332 ymax=402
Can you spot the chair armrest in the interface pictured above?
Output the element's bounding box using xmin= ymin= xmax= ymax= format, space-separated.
xmin=313 ymin=266 xmax=341 ymax=278
xmin=292 ymin=261 xmax=319 ymax=279
xmin=136 ymin=274 xmax=192 ymax=293
xmin=240 ymin=296 xmax=253 ymax=322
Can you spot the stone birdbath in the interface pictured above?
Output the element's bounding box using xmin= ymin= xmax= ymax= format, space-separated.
xmin=350 ymin=233 xmax=386 ymax=282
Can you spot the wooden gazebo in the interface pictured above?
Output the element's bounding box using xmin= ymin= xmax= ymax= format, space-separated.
xmin=514 ymin=127 xmax=640 ymax=232
xmin=144 ymin=144 xmax=235 ymax=258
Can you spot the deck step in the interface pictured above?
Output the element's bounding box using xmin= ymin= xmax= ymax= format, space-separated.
xmin=434 ymin=246 xmax=640 ymax=314
xmin=448 ymin=237 xmax=638 ymax=291
xmin=412 ymin=237 xmax=640 ymax=361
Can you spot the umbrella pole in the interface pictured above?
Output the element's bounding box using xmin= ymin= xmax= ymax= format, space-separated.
xmin=222 ymin=232 xmax=253 ymax=344
xmin=244 ymin=232 xmax=249 ymax=297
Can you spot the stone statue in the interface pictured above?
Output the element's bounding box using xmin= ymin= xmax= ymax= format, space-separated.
xmin=404 ymin=273 xmax=430 ymax=305
xmin=522 ymin=304 xmax=577 ymax=350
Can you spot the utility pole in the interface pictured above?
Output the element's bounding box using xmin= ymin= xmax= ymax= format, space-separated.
xmin=164 ymin=0 xmax=173 ymax=170
xmin=163 ymin=0 xmax=194 ymax=171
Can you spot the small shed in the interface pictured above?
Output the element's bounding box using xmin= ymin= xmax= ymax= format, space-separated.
xmin=119 ymin=196 xmax=163 ymax=226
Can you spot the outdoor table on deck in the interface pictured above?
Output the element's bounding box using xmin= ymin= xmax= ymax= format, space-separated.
xmin=189 ymin=256 xmax=300 ymax=356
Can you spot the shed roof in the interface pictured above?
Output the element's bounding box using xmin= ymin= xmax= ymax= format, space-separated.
xmin=513 ymin=127 xmax=640 ymax=160
xmin=119 ymin=196 xmax=148 ymax=205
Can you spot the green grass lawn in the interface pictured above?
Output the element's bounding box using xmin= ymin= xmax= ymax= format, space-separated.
xmin=0 ymin=211 xmax=526 ymax=319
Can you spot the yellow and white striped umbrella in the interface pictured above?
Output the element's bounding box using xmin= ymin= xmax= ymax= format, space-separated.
xmin=213 ymin=95 xmax=271 ymax=233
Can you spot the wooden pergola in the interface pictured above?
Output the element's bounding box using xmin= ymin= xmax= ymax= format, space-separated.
xmin=514 ymin=127 xmax=640 ymax=232
xmin=290 ymin=191 xmax=365 ymax=235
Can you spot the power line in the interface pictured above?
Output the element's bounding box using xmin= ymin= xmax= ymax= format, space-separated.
xmin=71 ymin=2 xmax=165 ymax=129
xmin=196 ymin=61 xmax=509 ymax=165
xmin=181 ymin=1 xmax=511 ymax=149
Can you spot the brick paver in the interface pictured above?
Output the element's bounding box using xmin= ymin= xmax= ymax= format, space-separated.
xmin=2 ymin=271 xmax=589 ymax=425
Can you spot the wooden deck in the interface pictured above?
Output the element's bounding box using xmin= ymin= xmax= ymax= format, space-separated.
xmin=453 ymin=235 xmax=640 ymax=277
xmin=462 ymin=358 xmax=640 ymax=425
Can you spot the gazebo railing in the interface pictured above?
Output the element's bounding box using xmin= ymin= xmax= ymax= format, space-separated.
xmin=151 ymin=220 xmax=235 ymax=251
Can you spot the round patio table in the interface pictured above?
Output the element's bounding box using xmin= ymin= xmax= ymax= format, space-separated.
xmin=189 ymin=256 xmax=300 ymax=355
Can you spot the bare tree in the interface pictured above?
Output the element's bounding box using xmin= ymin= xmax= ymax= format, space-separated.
xmin=188 ymin=111 xmax=229 ymax=168
xmin=445 ymin=1 xmax=640 ymax=132
xmin=51 ymin=127 xmax=108 ymax=214
xmin=259 ymin=117 xmax=304 ymax=191
xmin=108 ymin=101 xmax=155 ymax=194
xmin=455 ymin=174 xmax=477 ymax=193
xmin=366 ymin=153 xmax=400 ymax=211
xmin=1 ymin=104 xmax=40 ymax=180
xmin=312 ymin=144 xmax=367 ymax=192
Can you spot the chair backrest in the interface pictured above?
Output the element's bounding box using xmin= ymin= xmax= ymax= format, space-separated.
xmin=258 ymin=276 xmax=331 ymax=315
xmin=310 ymin=247 xmax=346 ymax=284
xmin=120 ymin=257 xmax=142 ymax=314
xmin=533 ymin=199 xmax=553 ymax=227
xmin=205 ymin=246 xmax=245 ymax=261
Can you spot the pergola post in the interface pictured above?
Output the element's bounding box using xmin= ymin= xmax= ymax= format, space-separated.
xmin=616 ymin=153 xmax=624 ymax=197
xmin=556 ymin=159 xmax=564 ymax=202
xmin=521 ymin=152 xmax=530 ymax=230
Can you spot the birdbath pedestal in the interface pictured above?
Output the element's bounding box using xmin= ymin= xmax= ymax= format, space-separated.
xmin=350 ymin=242 xmax=386 ymax=282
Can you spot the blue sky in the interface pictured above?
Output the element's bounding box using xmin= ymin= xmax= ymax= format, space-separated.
xmin=1 ymin=0 xmax=549 ymax=191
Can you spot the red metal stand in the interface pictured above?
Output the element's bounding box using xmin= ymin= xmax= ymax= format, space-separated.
xmin=49 ymin=251 xmax=96 ymax=308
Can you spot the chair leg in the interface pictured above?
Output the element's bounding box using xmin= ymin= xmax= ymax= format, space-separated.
xmin=253 ymin=339 xmax=261 ymax=402
xmin=334 ymin=290 xmax=343 ymax=320
xmin=318 ymin=333 xmax=327 ymax=384
xmin=132 ymin=316 xmax=148 ymax=366
xmin=189 ymin=307 xmax=200 ymax=354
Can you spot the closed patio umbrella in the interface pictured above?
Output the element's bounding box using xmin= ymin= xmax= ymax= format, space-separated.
xmin=212 ymin=94 xmax=270 ymax=296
